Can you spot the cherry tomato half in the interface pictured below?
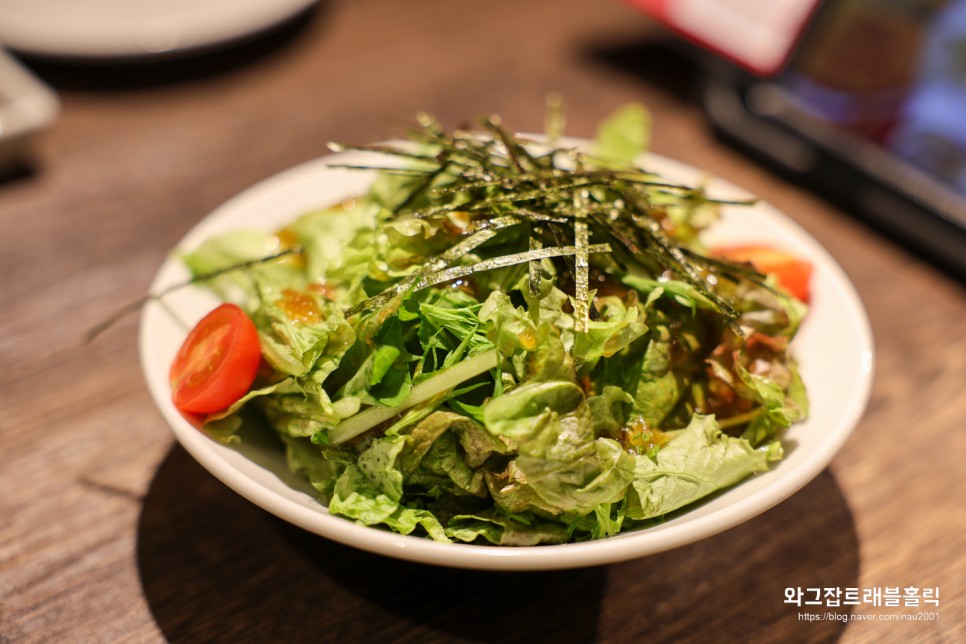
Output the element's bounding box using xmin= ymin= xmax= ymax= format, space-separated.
xmin=169 ymin=303 xmax=262 ymax=414
xmin=712 ymin=245 xmax=813 ymax=303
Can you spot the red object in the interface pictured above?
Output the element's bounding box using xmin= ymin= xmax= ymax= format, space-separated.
xmin=169 ymin=303 xmax=262 ymax=414
xmin=712 ymin=245 xmax=813 ymax=303
xmin=622 ymin=0 xmax=819 ymax=76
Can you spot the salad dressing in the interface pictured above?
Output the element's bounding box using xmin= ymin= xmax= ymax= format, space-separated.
xmin=275 ymin=288 xmax=323 ymax=325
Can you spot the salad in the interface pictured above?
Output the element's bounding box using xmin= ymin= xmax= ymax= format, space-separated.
xmin=167 ymin=105 xmax=810 ymax=546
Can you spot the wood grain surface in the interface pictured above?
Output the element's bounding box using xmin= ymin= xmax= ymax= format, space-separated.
xmin=1 ymin=1 xmax=963 ymax=642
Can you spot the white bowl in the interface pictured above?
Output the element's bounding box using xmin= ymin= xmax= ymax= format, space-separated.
xmin=140 ymin=144 xmax=874 ymax=571
xmin=0 ymin=0 xmax=318 ymax=59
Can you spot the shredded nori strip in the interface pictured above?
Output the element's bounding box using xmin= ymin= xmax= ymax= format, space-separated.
xmin=330 ymin=115 xmax=766 ymax=331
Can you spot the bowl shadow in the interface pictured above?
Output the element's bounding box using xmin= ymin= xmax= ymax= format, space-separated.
xmin=582 ymin=33 xmax=703 ymax=103
xmin=137 ymin=444 xmax=859 ymax=643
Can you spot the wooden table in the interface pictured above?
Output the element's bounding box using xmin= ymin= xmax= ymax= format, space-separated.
xmin=2 ymin=1 xmax=963 ymax=641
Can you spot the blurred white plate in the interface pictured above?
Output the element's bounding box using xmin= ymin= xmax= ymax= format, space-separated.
xmin=140 ymin=142 xmax=874 ymax=571
xmin=0 ymin=49 xmax=58 ymax=168
xmin=0 ymin=0 xmax=318 ymax=59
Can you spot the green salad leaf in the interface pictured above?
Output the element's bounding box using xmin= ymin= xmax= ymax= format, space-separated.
xmin=623 ymin=414 xmax=776 ymax=521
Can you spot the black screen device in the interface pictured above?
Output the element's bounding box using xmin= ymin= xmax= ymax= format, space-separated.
xmin=635 ymin=0 xmax=966 ymax=279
